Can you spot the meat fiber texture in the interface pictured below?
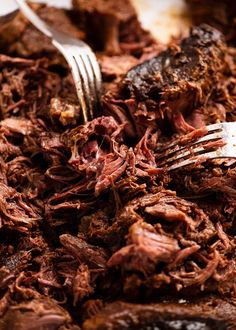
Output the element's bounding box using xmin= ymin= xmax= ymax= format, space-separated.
xmin=1 ymin=1 xmax=236 ymax=329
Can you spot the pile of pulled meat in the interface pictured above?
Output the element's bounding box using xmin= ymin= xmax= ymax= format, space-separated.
xmin=1 ymin=1 xmax=236 ymax=329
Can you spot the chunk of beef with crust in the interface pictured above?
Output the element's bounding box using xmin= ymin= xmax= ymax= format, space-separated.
xmin=72 ymin=0 xmax=154 ymax=55
xmin=124 ymin=24 xmax=226 ymax=132
xmin=82 ymin=298 xmax=236 ymax=330
xmin=103 ymin=24 xmax=227 ymax=138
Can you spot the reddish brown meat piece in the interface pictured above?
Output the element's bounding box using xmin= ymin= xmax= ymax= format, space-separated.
xmin=186 ymin=0 xmax=236 ymax=44
xmin=103 ymin=25 xmax=229 ymax=138
xmin=123 ymin=24 xmax=226 ymax=134
xmin=107 ymin=221 xmax=180 ymax=274
xmin=72 ymin=0 xmax=153 ymax=55
xmin=0 ymin=297 xmax=80 ymax=330
xmin=83 ymin=299 xmax=236 ymax=330
xmin=0 ymin=5 xmax=84 ymax=59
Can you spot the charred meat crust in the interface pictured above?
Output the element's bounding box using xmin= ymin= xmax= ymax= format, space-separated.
xmin=82 ymin=299 xmax=236 ymax=330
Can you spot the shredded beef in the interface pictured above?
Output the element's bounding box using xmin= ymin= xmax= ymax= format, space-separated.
xmin=1 ymin=1 xmax=236 ymax=329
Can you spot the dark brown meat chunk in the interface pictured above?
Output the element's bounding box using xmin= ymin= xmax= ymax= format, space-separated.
xmin=124 ymin=24 xmax=224 ymax=99
xmin=186 ymin=0 xmax=236 ymax=45
xmin=107 ymin=221 xmax=180 ymax=274
xmin=60 ymin=234 xmax=108 ymax=269
xmin=82 ymin=298 xmax=236 ymax=330
xmin=0 ymin=5 xmax=84 ymax=59
xmin=103 ymin=188 xmax=236 ymax=298
xmin=121 ymin=24 xmax=227 ymax=135
xmin=72 ymin=0 xmax=153 ymax=55
xmin=103 ymin=33 xmax=236 ymax=139
xmin=0 ymin=297 xmax=80 ymax=330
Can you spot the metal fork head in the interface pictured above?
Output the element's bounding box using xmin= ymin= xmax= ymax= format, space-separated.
xmin=15 ymin=0 xmax=102 ymax=123
xmin=53 ymin=38 xmax=102 ymax=123
xmin=156 ymin=122 xmax=236 ymax=171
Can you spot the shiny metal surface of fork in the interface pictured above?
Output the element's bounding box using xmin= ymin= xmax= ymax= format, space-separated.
xmin=157 ymin=122 xmax=236 ymax=171
xmin=15 ymin=0 xmax=102 ymax=123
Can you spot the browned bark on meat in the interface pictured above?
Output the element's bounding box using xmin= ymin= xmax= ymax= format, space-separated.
xmin=103 ymin=25 xmax=229 ymax=137
xmin=82 ymin=299 xmax=236 ymax=329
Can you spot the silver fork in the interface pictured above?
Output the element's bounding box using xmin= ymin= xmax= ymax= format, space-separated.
xmin=15 ymin=0 xmax=102 ymax=123
xmin=156 ymin=122 xmax=236 ymax=171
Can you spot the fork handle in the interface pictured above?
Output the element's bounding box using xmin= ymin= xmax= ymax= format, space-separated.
xmin=15 ymin=0 xmax=53 ymax=38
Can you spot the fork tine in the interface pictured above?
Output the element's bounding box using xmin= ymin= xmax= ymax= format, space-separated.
xmin=159 ymin=123 xmax=223 ymax=153
xmin=193 ymin=131 xmax=223 ymax=144
xmin=157 ymin=131 xmax=224 ymax=164
xmin=65 ymin=54 xmax=88 ymax=123
xmin=79 ymin=53 xmax=98 ymax=119
xmin=157 ymin=139 xmax=224 ymax=168
xmin=74 ymin=54 xmax=94 ymax=121
xmin=86 ymin=51 xmax=102 ymax=97
xmin=168 ymin=150 xmax=227 ymax=171
xmin=157 ymin=122 xmax=236 ymax=171
xmin=203 ymin=123 xmax=223 ymax=132
xmin=87 ymin=55 xmax=101 ymax=113
xmin=157 ymin=122 xmax=224 ymax=163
